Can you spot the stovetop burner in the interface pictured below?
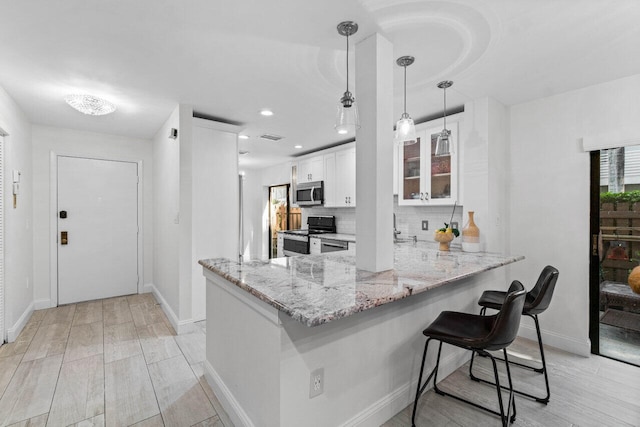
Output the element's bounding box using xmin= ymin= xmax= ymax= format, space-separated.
xmin=282 ymin=216 xmax=336 ymax=237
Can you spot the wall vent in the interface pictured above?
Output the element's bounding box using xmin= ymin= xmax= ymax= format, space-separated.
xmin=260 ymin=134 xmax=283 ymax=141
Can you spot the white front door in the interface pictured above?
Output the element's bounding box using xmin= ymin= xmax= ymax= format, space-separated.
xmin=57 ymin=156 xmax=138 ymax=305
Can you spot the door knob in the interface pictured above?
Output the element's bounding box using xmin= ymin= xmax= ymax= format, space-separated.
xmin=61 ymin=231 xmax=68 ymax=245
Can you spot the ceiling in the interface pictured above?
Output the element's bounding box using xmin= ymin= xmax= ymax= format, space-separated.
xmin=1 ymin=0 xmax=639 ymax=170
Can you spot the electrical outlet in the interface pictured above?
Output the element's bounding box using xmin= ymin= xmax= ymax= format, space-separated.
xmin=309 ymin=367 xmax=324 ymax=398
xmin=451 ymin=221 xmax=458 ymax=230
xmin=421 ymin=220 xmax=428 ymax=230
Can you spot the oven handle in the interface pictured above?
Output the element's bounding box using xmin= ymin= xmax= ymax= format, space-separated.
xmin=311 ymin=186 xmax=315 ymax=203
xmin=322 ymin=242 xmax=348 ymax=249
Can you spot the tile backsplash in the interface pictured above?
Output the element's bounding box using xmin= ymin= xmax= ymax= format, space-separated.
xmin=301 ymin=196 xmax=463 ymax=241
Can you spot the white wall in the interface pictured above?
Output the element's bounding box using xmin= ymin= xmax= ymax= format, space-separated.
xmin=509 ymin=73 xmax=640 ymax=356
xmin=191 ymin=119 xmax=239 ymax=321
xmin=31 ymin=125 xmax=153 ymax=308
xmin=0 ymin=85 xmax=33 ymax=341
xmin=152 ymin=105 xmax=181 ymax=324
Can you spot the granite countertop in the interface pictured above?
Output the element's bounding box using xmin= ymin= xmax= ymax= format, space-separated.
xmin=199 ymin=242 xmax=523 ymax=327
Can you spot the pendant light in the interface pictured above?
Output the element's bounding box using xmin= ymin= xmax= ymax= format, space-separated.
xmin=394 ymin=56 xmax=417 ymax=145
xmin=335 ymin=21 xmax=360 ymax=135
xmin=435 ymin=80 xmax=453 ymax=156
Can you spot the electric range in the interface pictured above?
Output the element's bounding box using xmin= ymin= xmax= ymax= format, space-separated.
xmin=282 ymin=216 xmax=336 ymax=256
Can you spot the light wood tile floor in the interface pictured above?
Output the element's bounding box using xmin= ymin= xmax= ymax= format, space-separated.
xmin=384 ymin=337 xmax=640 ymax=426
xmin=4 ymin=294 xmax=639 ymax=426
xmin=0 ymin=294 xmax=232 ymax=427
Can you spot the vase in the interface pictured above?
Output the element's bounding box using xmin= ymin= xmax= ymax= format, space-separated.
xmin=434 ymin=231 xmax=454 ymax=251
xmin=462 ymin=211 xmax=480 ymax=252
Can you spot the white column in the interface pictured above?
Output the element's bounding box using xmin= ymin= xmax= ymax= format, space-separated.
xmin=355 ymin=33 xmax=394 ymax=272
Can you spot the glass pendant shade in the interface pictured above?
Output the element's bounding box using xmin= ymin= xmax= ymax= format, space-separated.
xmin=394 ymin=113 xmax=417 ymax=145
xmin=435 ymin=130 xmax=451 ymax=156
xmin=335 ymin=99 xmax=360 ymax=135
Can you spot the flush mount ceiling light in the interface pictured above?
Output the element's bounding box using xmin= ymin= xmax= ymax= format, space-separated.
xmin=260 ymin=109 xmax=274 ymax=116
xmin=335 ymin=21 xmax=360 ymax=135
xmin=64 ymin=94 xmax=116 ymax=116
xmin=435 ymin=81 xmax=453 ymax=157
xmin=394 ymin=56 xmax=417 ymax=146
xmin=238 ymin=135 xmax=249 ymax=140
xmin=294 ymin=145 xmax=303 ymax=149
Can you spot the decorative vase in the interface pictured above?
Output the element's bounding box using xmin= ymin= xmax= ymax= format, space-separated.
xmin=628 ymin=266 xmax=640 ymax=294
xmin=434 ymin=230 xmax=454 ymax=251
xmin=462 ymin=211 xmax=480 ymax=252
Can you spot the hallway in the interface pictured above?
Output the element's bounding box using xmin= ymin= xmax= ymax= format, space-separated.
xmin=0 ymin=294 xmax=231 ymax=426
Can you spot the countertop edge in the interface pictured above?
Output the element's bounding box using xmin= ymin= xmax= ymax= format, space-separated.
xmin=199 ymin=252 xmax=524 ymax=327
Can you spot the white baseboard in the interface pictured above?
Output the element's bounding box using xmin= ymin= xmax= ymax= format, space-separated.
xmin=7 ymin=301 xmax=34 ymax=342
xmin=204 ymin=360 xmax=255 ymax=427
xmin=34 ymin=299 xmax=52 ymax=310
xmin=145 ymin=283 xmax=194 ymax=335
xmin=341 ymin=348 xmax=468 ymax=426
xmin=202 ymin=347 xmax=467 ymax=427
xmin=519 ymin=323 xmax=590 ymax=357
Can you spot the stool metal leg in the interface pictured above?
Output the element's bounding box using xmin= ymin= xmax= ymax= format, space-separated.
xmin=432 ymin=348 xmax=516 ymax=426
xmin=470 ymin=313 xmax=551 ymax=404
xmin=411 ymin=339 xmax=440 ymax=427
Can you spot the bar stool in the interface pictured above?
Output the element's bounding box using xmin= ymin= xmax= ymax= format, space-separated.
xmin=470 ymin=265 xmax=559 ymax=404
xmin=411 ymin=281 xmax=526 ymax=427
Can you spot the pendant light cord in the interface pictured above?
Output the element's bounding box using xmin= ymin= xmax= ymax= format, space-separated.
xmin=443 ymin=85 xmax=447 ymax=129
xmin=346 ymin=31 xmax=350 ymax=94
xmin=403 ymin=65 xmax=407 ymax=115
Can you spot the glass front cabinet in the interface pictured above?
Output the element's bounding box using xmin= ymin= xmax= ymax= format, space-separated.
xmin=398 ymin=120 xmax=458 ymax=206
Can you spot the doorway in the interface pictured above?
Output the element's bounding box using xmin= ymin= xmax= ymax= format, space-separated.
xmin=268 ymin=184 xmax=301 ymax=258
xmin=57 ymin=156 xmax=139 ymax=304
xmin=590 ymin=147 xmax=640 ymax=367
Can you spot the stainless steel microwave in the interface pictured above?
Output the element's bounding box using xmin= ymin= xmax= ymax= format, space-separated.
xmin=295 ymin=181 xmax=324 ymax=206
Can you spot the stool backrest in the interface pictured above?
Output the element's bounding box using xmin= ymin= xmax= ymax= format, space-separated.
xmin=526 ymin=265 xmax=559 ymax=315
xmin=486 ymin=280 xmax=526 ymax=350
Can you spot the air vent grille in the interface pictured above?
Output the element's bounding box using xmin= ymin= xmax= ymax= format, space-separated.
xmin=260 ymin=134 xmax=283 ymax=141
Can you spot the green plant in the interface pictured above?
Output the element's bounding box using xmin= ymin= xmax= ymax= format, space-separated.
xmin=437 ymin=223 xmax=460 ymax=237
xmin=600 ymin=190 xmax=640 ymax=206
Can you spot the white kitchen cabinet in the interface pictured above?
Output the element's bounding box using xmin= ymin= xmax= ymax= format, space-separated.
xmin=398 ymin=120 xmax=458 ymax=206
xmin=323 ymin=152 xmax=336 ymax=207
xmin=297 ymin=155 xmax=324 ymax=184
xmin=323 ymin=146 xmax=355 ymax=208
xmin=334 ymin=147 xmax=356 ymax=207
xmin=310 ymin=237 xmax=321 ymax=255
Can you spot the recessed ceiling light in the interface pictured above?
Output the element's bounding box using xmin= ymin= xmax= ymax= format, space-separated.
xmin=238 ymin=135 xmax=249 ymax=140
xmin=294 ymin=145 xmax=302 ymax=149
xmin=65 ymin=94 xmax=116 ymax=116
xmin=260 ymin=109 xmax=274 ymax=116
xmin=337 ymin=129 xmax=348 ymax=135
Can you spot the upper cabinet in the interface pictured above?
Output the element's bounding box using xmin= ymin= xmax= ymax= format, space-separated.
xmin=323 ymin=145 xmax=356 ymax=208
xmin=398 ymin=120 xmax=459 ymax=206
xmin=297 ymin=156 xmax=324 ymax=184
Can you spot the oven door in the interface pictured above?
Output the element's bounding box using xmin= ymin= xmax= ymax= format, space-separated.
xmin=320 ymin=239 xmax=349 ymax=253
xmin=283 ymin=236 xmax=309 ymax=256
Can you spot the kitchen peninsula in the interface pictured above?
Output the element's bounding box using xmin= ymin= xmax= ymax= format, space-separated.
xmin=200 ymin=243 xmax=523 ymax=427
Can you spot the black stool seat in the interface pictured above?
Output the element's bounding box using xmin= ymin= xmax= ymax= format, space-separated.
xmin=424 ymin=312 xmax=500 ymax=351
xmin=471 ymin=265 xmax=559 ymax=404
xmin=412 ymin=281 xmax=526 ymax=427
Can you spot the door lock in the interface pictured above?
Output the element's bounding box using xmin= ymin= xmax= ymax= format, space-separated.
xmin=61 ymin=231 xmax=68 ymax=245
